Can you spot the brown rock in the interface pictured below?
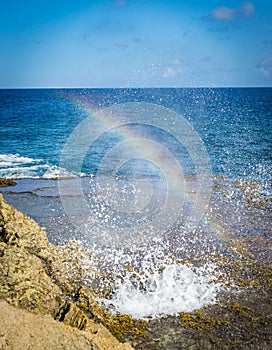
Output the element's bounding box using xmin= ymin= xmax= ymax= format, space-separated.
xmin=0 ymin=179 xmax=16 ymax=187
xmin=0 ymin=300 xmax=125 ymax=350
xmin=0 ymin=194 xmax=133 ymax=350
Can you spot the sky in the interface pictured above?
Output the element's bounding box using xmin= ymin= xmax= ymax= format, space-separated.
xmin=0 ymin=0 xmax=272 ymax=88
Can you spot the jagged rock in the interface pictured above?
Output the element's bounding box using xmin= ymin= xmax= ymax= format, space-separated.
xmin=0 ymin=178 xmax=16 ymax=187
xmin=75 ymin=285 xmax=112 ymax=323
xmin=0 ymin=300 xmax=126 ymax=350
xmin=55 ymin=300 xmax=90 ymax=330
xmin=0 ymin=241 xmax=62 ymax=314
xmin=0 ymin=194 xmax=133 ymax=350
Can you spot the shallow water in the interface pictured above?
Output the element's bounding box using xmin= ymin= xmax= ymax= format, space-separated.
xmin=1 ymin=87 xmax=271 ymax=320
xmin=1 ymin=174 xmax=271 ymax=318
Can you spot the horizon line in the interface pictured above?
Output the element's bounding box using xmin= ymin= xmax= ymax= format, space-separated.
xmin=0 ymin=86 xmax=271 ymax=90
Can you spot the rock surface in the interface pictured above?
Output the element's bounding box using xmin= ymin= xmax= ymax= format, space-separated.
xmin=0 ymin=300 xmax=119 ymax=350
xmin=0 ymin=179 xmax=16 ymax=187
xmin=0 ymin=193 xmax=133 ymax=350
xmin=1 ymin=189 xmax=271 ymax=350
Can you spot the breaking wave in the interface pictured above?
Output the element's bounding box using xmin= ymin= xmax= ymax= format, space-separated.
xmin=0 ymin=153 xmax=84 ymax=179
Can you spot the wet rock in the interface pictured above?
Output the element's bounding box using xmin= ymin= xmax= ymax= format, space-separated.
xmin=0 ymin=178 xmax=16 ymax=187
xmin=75 ymin=285 xmax=112 ymax=323
xmin=1 ymin=190 xmax=271 ymax=349
xmin=0 ymin=194 xmax=133 ymax=350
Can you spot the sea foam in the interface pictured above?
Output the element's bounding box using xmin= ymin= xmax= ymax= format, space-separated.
xmin=99 ymin=262 xmax=220 ymax=319
xmin=0 ymin=153 xmax=84 ymax=179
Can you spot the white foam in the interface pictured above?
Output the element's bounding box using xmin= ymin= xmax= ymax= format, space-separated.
xmin=0 ymin=153 xmax=84 ymax=179
xmin=100 ymin=263 xmax=221 ymax=319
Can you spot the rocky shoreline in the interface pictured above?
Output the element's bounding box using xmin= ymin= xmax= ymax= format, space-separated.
xmin=0 ymin=187 xmax=272 ymax=349
xmin=0 ymin=193 xmax=133 ymax=350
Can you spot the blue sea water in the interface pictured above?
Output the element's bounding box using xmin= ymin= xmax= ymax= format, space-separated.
xmin=0 ymin=88 xmax=271 ymax=194
xmin=0 ymin=88 xmax=271 ymax=319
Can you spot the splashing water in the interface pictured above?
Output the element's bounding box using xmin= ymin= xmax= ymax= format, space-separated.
xmin=99 ymin=262 xmax=220 ymax=319
xmin=3 ymin=92 xmax=269 ymax=320
xmin=56 ymin=101 xmax=224 ymax=319
xmin=83 ymin=235 xmax=223 ymax=320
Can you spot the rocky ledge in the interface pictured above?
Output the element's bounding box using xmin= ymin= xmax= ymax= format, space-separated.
xmin=0 ymin=178 xmax=16 ymax=188
xmin=0 ymin=193 xmax=133 ymax=350
xmin=1 ymin=191 xmax=272 ymax=350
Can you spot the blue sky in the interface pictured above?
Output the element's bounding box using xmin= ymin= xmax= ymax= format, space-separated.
xmin=0 ymin=0 xmax=271 ymax=87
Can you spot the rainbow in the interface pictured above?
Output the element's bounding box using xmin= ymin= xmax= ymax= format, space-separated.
xmin=58 ymin=90 xmax=231 ymax=246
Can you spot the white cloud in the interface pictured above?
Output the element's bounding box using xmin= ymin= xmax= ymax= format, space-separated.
xmin=113 ymin=0 xmax=127 ymax=8
xmin=210 ymin=2 xmax=255 ymax=22
xmin=114 ymin=42 xmax=128 ymax=49
xmin=241 ymin=2 xmax=255 ymax=18
xmin=211 ymin=6 xmax=235 ymax=21
xmin=258 ymin=57 xmax=272 ymax=78
xmin=259 ymin=68 xmax=270 ymax=78
xmin=163 ymin=67 xmax=177 ymax=78
xmin=162 ymin=59 xmax=186 ymax=78
xmin=172 ymin=58 xmax=183 ymax=65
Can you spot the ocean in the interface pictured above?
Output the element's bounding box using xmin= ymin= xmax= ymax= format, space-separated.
xmin=0 ymin=88 xmax=271 ymax=189
xmin=0 ymin=88 xmax=271 ymax=319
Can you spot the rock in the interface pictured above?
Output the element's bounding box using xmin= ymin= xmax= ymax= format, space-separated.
xmin=0 ymin=330 xmax=11 ymax=350
xmin=0 ymin=179 xmax=16 ymax=187
xmin=0 ymin=241 xmax=62 ymax=314
xmin=0 ymin=194 xmax=133 ymax=350
xmin=75 ymin=285 xmax=112 ymax=323
xmin=0 ymin=300 xmax=121 ymax=350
